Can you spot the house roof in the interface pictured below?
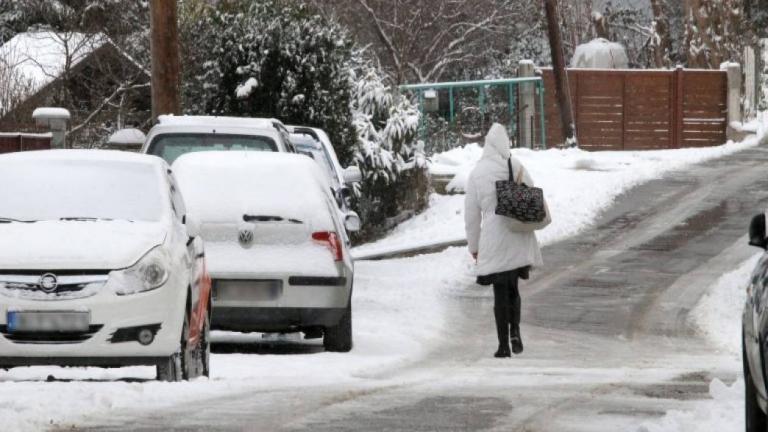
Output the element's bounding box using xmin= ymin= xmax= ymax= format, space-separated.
xmin=0 ymin=31 xmax=149 ymax=115
xmin=0 ymin=31 xmax=106 ymax=93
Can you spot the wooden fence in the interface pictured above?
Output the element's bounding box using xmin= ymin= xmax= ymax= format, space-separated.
xmin=0 ymin=133 xmax=52 ymax=154
xmin=536 ymin=68 xmax=728 ymax=150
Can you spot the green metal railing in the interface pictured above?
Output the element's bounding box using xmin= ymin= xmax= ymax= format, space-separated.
xmin=399 ymin=77 xmax=547 ymax=149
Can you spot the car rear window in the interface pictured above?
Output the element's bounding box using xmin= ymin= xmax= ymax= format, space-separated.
xmin=148 ymin=134 xmax=278 ymax=164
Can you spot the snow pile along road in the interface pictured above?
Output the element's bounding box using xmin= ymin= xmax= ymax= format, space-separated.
xmin=354 ymin=133 xmax=763 ymax=259
xmin=638 ymin=252 xmax=762 ymax=431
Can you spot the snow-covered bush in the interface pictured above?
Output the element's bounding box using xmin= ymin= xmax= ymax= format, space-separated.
xmin=182 ymin=2 xmax=429 ymax=243
xmin=181 ymin=0 xmax=356 ymax=164
xmin=349 ymin=65 xmax=429 ymax=242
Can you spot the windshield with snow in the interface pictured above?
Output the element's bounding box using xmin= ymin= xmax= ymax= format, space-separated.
xmin=0 ymin=161 xmax=164 ymax=222
xmin=149 ymin=134 xmax=278 ymax=164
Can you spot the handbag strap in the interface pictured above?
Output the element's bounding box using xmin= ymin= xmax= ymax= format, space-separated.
xmin=508 ymin=157 xmax=524 ymax=185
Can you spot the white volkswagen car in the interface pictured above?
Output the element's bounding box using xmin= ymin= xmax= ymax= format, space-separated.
xmin=141 ymin=115 xmax=295 ymax=164
xmin=173 ymin=151 xmax=355 ymax=352
xmin=0 ymin=150 xmax=211 ymax=381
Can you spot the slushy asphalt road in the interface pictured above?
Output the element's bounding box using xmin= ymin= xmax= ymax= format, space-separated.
xmin=71 ymin=144 xmax=768 ymax=431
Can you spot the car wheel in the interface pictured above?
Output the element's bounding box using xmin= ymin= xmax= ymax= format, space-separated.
xmin=157 ymin=307 xmax=191 ymax=382
xmin=181 ymin=307 xmax=197 ymax=380
xmin=156 ymin=352 xmax=183 ymax=382
xmin=323 ymin=302 xmax=352 ymax=353
xmin=201 ymin=312 xmax=211 ymax=378
xmin=744 ymin=339 xmax=768 ymax=431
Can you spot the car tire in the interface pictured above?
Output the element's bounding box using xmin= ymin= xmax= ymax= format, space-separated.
xmin=156 ymin=352 xmax=183 ymax=382
xmin=201 ymin=312 xmax=211 ymax=378
xmin=181 ymin=307 xmax=198 ymax=380
xmin=157 ymin=307 xmax=191 ymax=382
xmin=323 ymin=302 xmax=352 ymax=353
xmin=744 ymin=339 xmax=768 ymax=432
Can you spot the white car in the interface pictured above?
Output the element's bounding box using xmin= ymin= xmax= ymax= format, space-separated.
xmin=0 ymin=150 xmax=211 ymax=381
xmin=141 ymin=115 xmax=295 ymax=164
xmin=173 ymin=151 xmax=355 ymax=352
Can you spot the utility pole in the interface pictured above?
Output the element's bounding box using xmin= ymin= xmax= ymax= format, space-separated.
xmin=150 ymin=0 xmax=182 ymax=120
xmin=543 ymin=0 xmax=577 ymax=147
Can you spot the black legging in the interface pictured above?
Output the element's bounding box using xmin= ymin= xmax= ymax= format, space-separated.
xmin=493 ymin=271 xmax=521 ymax=346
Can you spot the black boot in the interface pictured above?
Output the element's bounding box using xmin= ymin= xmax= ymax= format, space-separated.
xmin=509 ymin=292 xmax=523 ymax=354
xmin=493 ymin=307 xmax=511 ymax=358
xmin=510 ymin=325 xmax=524 ymax=355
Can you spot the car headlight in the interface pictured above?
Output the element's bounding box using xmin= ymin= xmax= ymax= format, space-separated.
xmin=112 ymin=247 xmax=171 ymax=295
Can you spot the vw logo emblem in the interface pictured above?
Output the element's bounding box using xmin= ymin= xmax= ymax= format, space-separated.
xmin=39 ymin=273 xmax=59 ymax=293
xmin=238 ymin=228 xmax=254 ymax=246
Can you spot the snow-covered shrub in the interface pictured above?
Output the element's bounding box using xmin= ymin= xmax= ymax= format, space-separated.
xmin=182 ymin=0 xmax=356 ymax=164
xmin=181 ymin=1 xmax=429 ymax=243
xmin=349 ymin=65 xmax=429 ymax=242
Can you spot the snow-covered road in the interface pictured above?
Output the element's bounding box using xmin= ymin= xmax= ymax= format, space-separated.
xmin=30 ymin=142 xmax=766 ymax=432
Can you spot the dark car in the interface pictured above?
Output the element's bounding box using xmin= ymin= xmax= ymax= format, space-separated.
xmin=743 ymin=212 xmax=768 ymax=431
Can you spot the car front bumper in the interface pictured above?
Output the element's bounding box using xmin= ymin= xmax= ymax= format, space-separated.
xmin=0 ymin=281 xmax=186 ymax=365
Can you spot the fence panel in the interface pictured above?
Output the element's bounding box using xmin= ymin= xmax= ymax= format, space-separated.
xmin=536 ymin=68 xmax=728 ymax=150
xmin=680 ymin=70 xmax=727 ymax=148
xmin=0 ymin=133 xmax=52 ymax=153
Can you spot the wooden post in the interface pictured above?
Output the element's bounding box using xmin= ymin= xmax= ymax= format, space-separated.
xmin=543 ymin=0 xmax=577 ymax=147
xmin=150 ymin=0 xmax=182 ymax=120
xmin=518 ymin=60 xmax=535 ymax=149
xmin=673 ymin=66 xmax=684 ymax=149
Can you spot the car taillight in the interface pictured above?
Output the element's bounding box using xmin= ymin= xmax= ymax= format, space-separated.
xmin=312 ymin=231 xmax=343 ymax=261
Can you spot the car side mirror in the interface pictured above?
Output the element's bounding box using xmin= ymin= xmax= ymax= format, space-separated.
xmin=749 ymin=213 xmax=767 ymax=250
xmin=106 ymin=128 xmax=146 ymax=149
xmin=184 ymin=213 xmax=202 ymax=239
xmin=344 ymin=212 xmax=361 ymax=232
xmin=343 ymin=166 xmax=362 ymax=185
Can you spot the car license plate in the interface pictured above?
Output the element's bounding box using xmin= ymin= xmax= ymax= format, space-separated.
xmin=214 ymin=280 xmax=282 ymax=302
xmin=7 ymin=311 xmax=90 ymax=333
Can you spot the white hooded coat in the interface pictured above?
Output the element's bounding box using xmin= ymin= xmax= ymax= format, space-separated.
xmin=464 ymin=124 xmax=544 ymax=277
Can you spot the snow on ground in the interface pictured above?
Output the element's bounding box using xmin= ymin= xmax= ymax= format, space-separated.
xmin=637 ymin=253 xmax=763 ymax=432
xmin=354 ymin=133 xmax=763 ymax=259
xmin=694 ymin=253 xmax=761 ymax=357
xmin=0 ymin=248 xmax=472 ymax=431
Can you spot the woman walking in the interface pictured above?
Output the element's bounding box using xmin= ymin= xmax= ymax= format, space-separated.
xmin=464 ymin=124 xmax=544 ymax=358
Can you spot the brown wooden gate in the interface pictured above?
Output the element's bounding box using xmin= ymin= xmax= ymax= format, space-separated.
xmin=0 ymin=133 xmax=52 ymax=154
xmin=536 ymin=68 xmax=728 ymax=150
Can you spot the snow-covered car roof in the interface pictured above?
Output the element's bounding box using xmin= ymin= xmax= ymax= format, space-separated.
xmin=0 ymin=148 xmax=166 ymax=167
xmin=172 ymin=151 xmax=335 ymax=228
xmin=158 ymin=115 xmax=282 ymax=130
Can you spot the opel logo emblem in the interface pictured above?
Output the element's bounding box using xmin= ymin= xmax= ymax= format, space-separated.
xmin=238 ymin=228 xmax=254 ymax=246
xmin=39 ymin=273 xmax=58 ymax=293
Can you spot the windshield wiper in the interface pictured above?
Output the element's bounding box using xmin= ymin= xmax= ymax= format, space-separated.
xmin=243 ymin=214 xmax=303 ymax=224
xmin=0 ymin=217 xmax=36 ymax=223
xmin=59 ymin=217 xmax=115 ymax=222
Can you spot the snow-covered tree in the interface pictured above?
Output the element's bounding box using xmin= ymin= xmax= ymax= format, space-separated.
xmin=311 ymin=0 xmax=536 ymax=84
xmin=182 ymin=0 xmax=356 ymax=163
xmin=684 ymin=0 xmax=752 ymax=69
xmin=349 ymin=65 xmax=428 ymax=241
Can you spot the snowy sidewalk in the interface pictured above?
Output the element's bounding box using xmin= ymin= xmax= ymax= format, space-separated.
xmin=353 ymin=134 xmax=764 ymax=260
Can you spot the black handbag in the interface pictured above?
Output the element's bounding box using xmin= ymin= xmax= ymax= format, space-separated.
xmin=495 ymin=158 xmax=547 ymax=223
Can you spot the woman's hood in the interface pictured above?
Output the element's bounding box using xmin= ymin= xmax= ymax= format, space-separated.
xmin=481 ymin=123 xmax=511 ymax=162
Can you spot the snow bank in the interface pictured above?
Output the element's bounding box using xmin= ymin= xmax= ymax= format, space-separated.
xmin=354 ymin=134 xmax=762 ymax=258
xmin=637 ymin=378 xmax=744 ymax=432
xmin=693 ymin=253 xmax=761 ymax=356
xmin=639 ymin=252 xmax=763 ymax=431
